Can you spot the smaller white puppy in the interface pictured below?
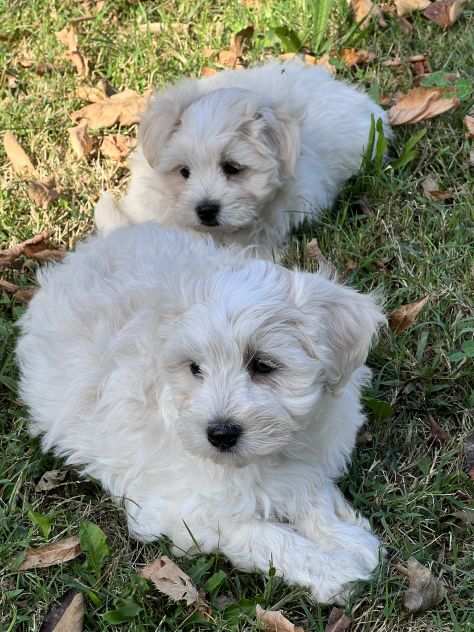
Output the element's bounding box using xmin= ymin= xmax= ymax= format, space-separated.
xmin=95 ymin=60 xmax=391 ymax=257
xmin=17 ymin=223 xmax=385 ymax=603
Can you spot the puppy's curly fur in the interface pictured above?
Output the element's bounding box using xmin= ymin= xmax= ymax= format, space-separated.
xmin=17 ymin=224 xmax=386 ymax=603
xmin=95 ymin=60 xmax=391 ymax=257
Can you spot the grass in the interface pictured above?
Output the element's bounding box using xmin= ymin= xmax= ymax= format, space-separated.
xmin=1 ymin=0 xmax=473 ymax=630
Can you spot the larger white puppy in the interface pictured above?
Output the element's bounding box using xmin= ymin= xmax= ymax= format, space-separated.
xmin=95 ymin=60 xmax=391 ymax=256
xmin=17 ymin=224 xmax=385 ymax=603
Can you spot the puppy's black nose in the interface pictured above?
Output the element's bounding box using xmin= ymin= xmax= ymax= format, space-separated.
xmin=196 ymin=201 xmax=220 ymax=227
xmin=207 ymin=420 xmax=242 ymax=450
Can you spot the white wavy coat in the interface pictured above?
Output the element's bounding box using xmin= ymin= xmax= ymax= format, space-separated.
xmin=95 ymin=60 xmax=391 ymax=257
xmin=17 ymin=224 xmax=385 ymax=603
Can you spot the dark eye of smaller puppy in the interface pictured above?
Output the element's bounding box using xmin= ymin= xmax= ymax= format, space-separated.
xmin=190 ymin=362 xmax=201 ymax=376
xmin=222 ymin=162 xmax=241 ymax=176
xmin=180 ymin=166 xmax=190 ymax=179
xmin=249 ymin=357 xmax=276 ymax=375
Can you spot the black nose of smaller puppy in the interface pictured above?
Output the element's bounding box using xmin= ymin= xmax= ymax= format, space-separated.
xmin=207 ymin=420 xmax=242 ymax=450
xmin=196 ymin=201 xmax=220 ymax=226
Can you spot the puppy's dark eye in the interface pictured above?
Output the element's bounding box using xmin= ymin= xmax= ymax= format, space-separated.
xmin=180 ymin=166 xmax=190 ymax=179
xmin=222 ymin=161 xmax=242 ymax=177
xmin=249 ymin=356 xmax=277 ymax=375
xmin=190 ymin=362 xmax=201 ymax=376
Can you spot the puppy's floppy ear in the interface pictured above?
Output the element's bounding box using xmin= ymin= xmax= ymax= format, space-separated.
xmin=139 ymin=79 xmax=201 ymax=168
xmin=249 ymin=104 xmax=302 ymax=178
xmin=291 ymin=271 xmax=386 ymax=391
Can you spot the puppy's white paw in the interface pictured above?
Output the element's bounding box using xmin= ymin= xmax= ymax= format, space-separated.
xmin=297 ymin=527 xmax=381 ymax=604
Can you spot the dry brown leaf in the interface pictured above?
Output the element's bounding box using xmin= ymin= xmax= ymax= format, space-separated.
xmin=39 ymin=590 xmax=84 ymax=632
xmin=69 ymin=121 xmax=95 ymax=159
xmin=395 ymin=0 xmax=430 ymax=16
xmin=140 ymin=556 xmax=199 ymax=605
xmin=421 ymin=176 xmax=454 ymax=201
xmin=429 ymin=415 xmax=449 ymax=443
xmin=218 ymin=25 xmax=254 ymax=68
xmin=75 ymin=85 xmax=107 ymax=103
xmin=27 ymin=180 xmax=60 ymax=209
xmin=388 ymin=87 xmax=459 ymax=125
xmin=56 ymin=25 xmax=79 ymax=51
xmin=325 ymin=607 xmax=352 ymax=632
xmin=3 ymin=133 xmax=37 ymax=177
xmin=56 ymin=25 xmax=89 ymax=77
xmin=71 ymin=89 xmax=150 ymax=129
xmin=201 ymin=66 xmax=218 ymax=77
xmin=36 ymin=470 xmax=68 ymax=492
xmin=340 ymin=48 xmax=376 ymax=66
xmin=0 ymin=279 xmax=36 ymax=303
xmin=383 ymin=56 xmax=402 ymax=67
xmin=100 ymin=134 xmax=136 ymax=161
xmin=464 ymin=431 xmax=474 ymax=479
xmin=396 ymin=558 xmax=446 ymax=613
xmin=470 ymin=149 xmax=474 ymax=168
xmin=389 ymin=296 xmax=430 ymax=333
xmin=423 ymin=0 xmax=467 ymax=27
xmin=350 ymin=0 xmax=385 ymax=26
xmin=256 ymin=605 xmax=305 ymax=632
xmin=464 ymin=115 xmax=474 ymax=139
xmin=0 ymin=231 xmax=49 ymax=267
xmin=452 ymin=509 xmax=474 ymax=525
xmin=19 ymin=536 xmax=81 ymax=570
xmin=306 ymin=238 xmax=337 ymax=275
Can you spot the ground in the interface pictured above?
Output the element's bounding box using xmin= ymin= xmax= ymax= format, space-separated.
xmin=0 ymin=0 xmax=473 ymax=630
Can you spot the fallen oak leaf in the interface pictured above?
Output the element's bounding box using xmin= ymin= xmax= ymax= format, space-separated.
xmin=423 ymin=0 xmax=467 ymax=27
xmin=35 ymin=469 xmax=68 ymax=492
xmin=140 ymin=556 xmax=199 ymax=605
xmin=69 ymin=121 xmax=95 ymax=159
xmin=256 ymin=605 xmax=305 ymax=632
xmin=394 ymin=0 xmax=430 ymax=16
xmin=0 ymin=279 xmax=36 ymax=303
xmin=389 ymin=295 xmax=430 ymax=333
xmin=429 ymin=415 xmax=449 ymax=443
xmin=0 ymin=231 xmax=49 ymax=267
xmin=218 ymin=25 xmax=254 ymax=68
xmin=325 ymin=607 xmax=352 ymax=632
xmin=3 ymin=132 xmax=37 ymax=177
xmin=396 ymin=558 xmax=446 ymax=613
xmin=71 ymin=89 xmax=150 ymax=129
xmin=350 ymin=0 xmax=386 ymax=27
xmin=39 ymin=590 xmax=84 ymax=632
xmin=100 ymin=134 xmax=136 ymax=161
xmin=18 ymin=536 xmax=81 ymax=570
xmin=421 ymin=176 xmax=454 ymax=201
xmin=307 ymin=238 xmax=338 ymax=276
xmin=388 ymin=87 xmax=459 ymax=125
xmin=340 ymin=48 xmax=376 ymax=67
xmin=56 ymin=24 xmax=89 ymax=77
xmin=27 ymin=180 xmax=60 ymax=209
xmin=464 ymin=115 xmax=474 ymax=139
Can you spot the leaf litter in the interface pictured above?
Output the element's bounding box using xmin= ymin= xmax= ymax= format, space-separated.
xmin=56 ymin=24 xmax=89 ymax=77
xmin=325 ymin=607 xmax=352 ymax=632
xmin=388 ymin=296 xmax=430 ymax=333
xmin=39 ymin=590 xmax=84 ymax=632
xmin=100 ymin=134 xmax=136 ymax=161
xmin=3 ymin=132 xmax=38 ymax=177
xmin=0 ymin=231 xmax=65 ymax=268
xmin=69 ymin=121 xmax=96 ymax=159
xmin=218 ymin=25 xmax=254 ymax=68
xmin=18 ymin=536 xmax=81 ymax=570
xmin=388 ymin=87 xmax=459 ymax=125
xmin=35 ymin=469 xmax=68 ymax=492
xmin=140 ymin=556 xmax=200 ymax=606
xmin=421 ymin=175 xmax=453 ymax=201
xmin=71 ymin=88 xmax=151 ymax=129
xmin=423 ymin=0 xmax=467 ymax=27
xmin=396 ymin=558 xmax=446 ymax=613
xmin=256 ymin=605 xmax=305 ymax=632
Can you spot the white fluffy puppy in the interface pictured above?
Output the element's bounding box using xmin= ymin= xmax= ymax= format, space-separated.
xmin=17 ymin=224 xmax=385 ymax=603
xmin=95 ymin=60 xmax=391 ymax=256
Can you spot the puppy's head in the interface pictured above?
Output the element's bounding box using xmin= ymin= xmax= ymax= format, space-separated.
xmin=160 ymin=263 xmax=385 ymax=467
xmin=139 ymin=82 xmax=301 ymax=233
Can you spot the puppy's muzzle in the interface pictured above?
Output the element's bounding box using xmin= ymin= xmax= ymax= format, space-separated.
xmin=207 ymin=420 xmax=242 ymax=451
xmin=196 ymin=200 xmax=220 ymax=227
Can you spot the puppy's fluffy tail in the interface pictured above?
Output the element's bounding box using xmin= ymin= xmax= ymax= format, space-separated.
xmin=94 ymin=192 xmax=131 ymax=235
